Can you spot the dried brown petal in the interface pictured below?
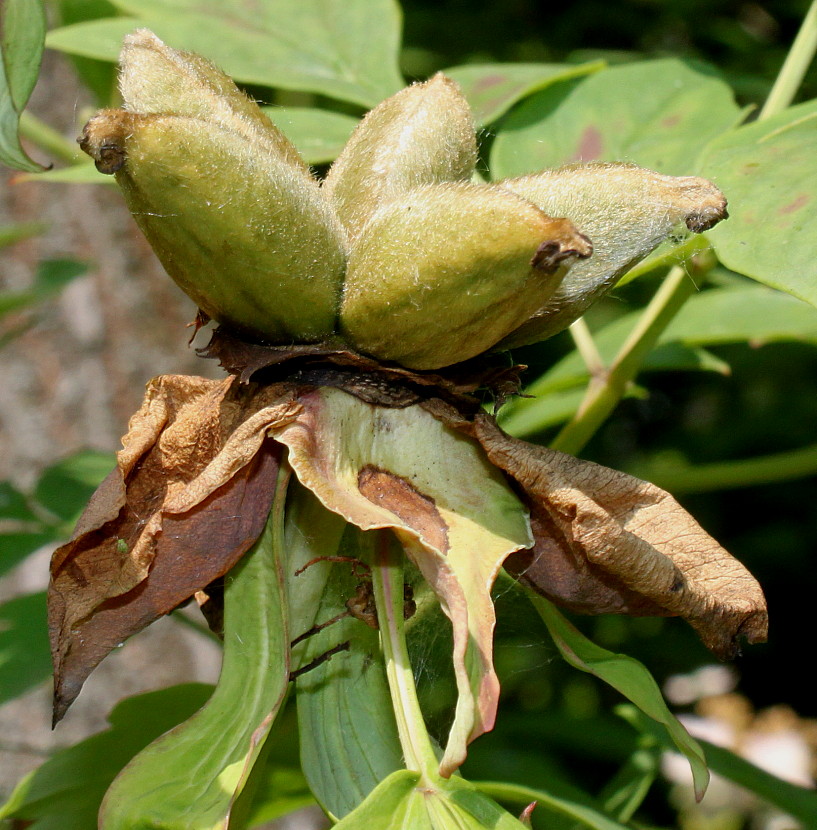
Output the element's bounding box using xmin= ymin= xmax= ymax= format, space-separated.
xmin=473 ymin=416 xmax=768 ymax=657
xmin=49 ymin=375 xmax=301 ymax=721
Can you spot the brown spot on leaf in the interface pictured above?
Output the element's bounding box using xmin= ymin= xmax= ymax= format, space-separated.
xmin=778 ymin=194 xmax=810 ymax=215
xmin=358 ymin=465 xmax=449 ymax=555
xmin=570 ymin=125 xmax=604 ymax=162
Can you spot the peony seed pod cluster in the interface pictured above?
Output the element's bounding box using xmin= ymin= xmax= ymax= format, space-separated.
xmin=80 ymin=30 xmax=727 ymax=371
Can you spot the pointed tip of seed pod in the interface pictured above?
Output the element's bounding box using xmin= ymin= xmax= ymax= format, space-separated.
xmin=123 ymin=27 xmax=164 ymax=51
xmin=531 ymin=230 xmax=593 ymax=274
xmin=686 ymin=198 xmax=729 ymax=232
xmin=77 ymin=109 xmax=134 ymax=174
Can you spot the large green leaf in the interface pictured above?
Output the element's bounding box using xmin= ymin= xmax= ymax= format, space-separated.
xmin=263 ymin=106 xmax=359 ymax=165
xmin=100 ymin=480 xmax=291 ymax=830
xmin=332 ymin=769 xmax=528 ymax=830
xmin=0 ymin=591 xmax=50 ymax=705
xmin=441 ymin=61 xmax=603 ymax=126
xmin=0 ymin=0 xmax=47 ymax=171
xmin=532 ymin=597 xmax=709 ymax=800
xmin=702 ymin=99 xmax=817 ymax=308
xmin=0 ymin=684 xmax=214 ymax=829
xmin=490 ymin=59 xmax=741 ymax=179
xmin=294 ymin=523 xmax=403 ymax=819
xmin=46 ymin=0 xmax=405 ymax=107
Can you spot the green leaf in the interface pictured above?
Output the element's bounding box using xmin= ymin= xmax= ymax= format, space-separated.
xmin=294 ymin=525 xmax=403 ymax=819
xmin=0 ymin=532 xmax=57 ymax=577
xmin=0 ymin=480 xmax=36 ymax=521
xmin=0 ymin=0 xmax=47 ymax=171
xmin=0 ymin=592 xmax=51 ymax=705
xmin=263 ymin=106 xmax=359 ymax=165
xmin=441 ymin=61 xmax=604 ymax=126
xmin=499 ymin=283 xmax=817 ymax=438
xmin=474 ymin=781 xmax=634 ymax=830
xmin=701 ymin=99 xmax=817 ymax=308
xmin=46 ymin=0 xmax=405 ymax=107
xmin=100 ymin=481 xmax=291 ymax=829
xmin=532 ymin=597 xmax=709 ymax=800
xmin=620 ymin=706 xmax=817 ymax=825
xmin=55 ymin=0 xmax=118 ymax=103
xmin=490 ymin=59 xmax=741 ymax=179
xmin=0 ymin=684 xmax=214 ymax=828
xmin=0 ymin=259 xmax=88 ymax=318
xmin=0 ymin=220 xmax=46 ymax=248
xmin=597 ymin=743 xmax=660 ymax=822
xmin=332 ymin=769 xmax=528 ymax=830
xmin=34 ymin=450 xmax=115 ymax=526
xmin=18 ymin=160 xmax=115 ymax=184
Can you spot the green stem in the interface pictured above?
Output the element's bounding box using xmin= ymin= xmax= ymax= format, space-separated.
xmin=628 ymin=442 xmax=817 ymax=494
xmin=551 ymin=260 xmax=709 ymax=455
xmin=568 ymin=317 xmax=605 ymax=377
xmin=370 ymin=530 xmax=439 ymax=784
xmin=18 ymin=111 xmax=82 ymax=165
xmin=759 ymin=0 xmax=817 ymax=120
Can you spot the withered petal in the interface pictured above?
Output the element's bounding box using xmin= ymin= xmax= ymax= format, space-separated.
xmin=49 ymin=375 xmax=300 ymax=722
xmin=474 ymin=415 xmax=768 ymax=658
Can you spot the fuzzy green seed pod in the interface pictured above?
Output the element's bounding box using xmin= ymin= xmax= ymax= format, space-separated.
xmin=496 ymin=162 xmax=728 ymax=348
xmin=323 ymin=74 xmax=478 ymax=243
xmin=79 ymin=31 xmax=346 ymax=343
xmin=340 ymin=182 xmax=592 ymax=370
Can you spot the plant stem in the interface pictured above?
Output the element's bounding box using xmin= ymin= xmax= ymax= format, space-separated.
xmin=551 ymin=259 xmax=710 ymax=456
xmin=370 ymin=530 xmax=439 ymax=784
xmin=568 ymin=317 xmax=605 ymax=377
xmin=18 ymin=111 xmax=82 ymax=165
xmin=759 ymin=0 xmax=817 ymax=120
xmin=628 ymin=441 xmax=817 ymax=494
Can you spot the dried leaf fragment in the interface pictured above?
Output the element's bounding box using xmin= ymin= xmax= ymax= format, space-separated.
xmin=474 ymin=415 xmax=767 ymax=657
xmin=48 ymin=375 xmax=301 ymax=721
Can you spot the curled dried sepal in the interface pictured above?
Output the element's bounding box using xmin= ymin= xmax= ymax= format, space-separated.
xmin=48 ymin=375 xmax=301 ymax=722
xmin=473 ymin=416 xmax=767 ymax=658
xmin=340 ymin=182 xmax=592 ymax=370
xmin=80 ymin=108 xmax=346 ymax=342
xmin=497 ymin=163 xmax=728 ymax=348
xmin=323 ymin=73 xmax=478 ymax=242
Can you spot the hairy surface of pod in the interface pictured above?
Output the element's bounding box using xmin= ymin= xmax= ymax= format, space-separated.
xmin=340 ymin=182 xmax=593 ymax=370
xmin=497 ymin=162 xmax=728 ymax=348
xmin=79 ymin=32 xmax=346 ymax=343
xmin=323 ymin=74 xmax=478 ymax=243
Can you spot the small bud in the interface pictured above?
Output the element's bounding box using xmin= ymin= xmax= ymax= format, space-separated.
xmin=79 ymin=31 xmax=346 ymax=343
xmin=340 ymin=182 xmax=592 ymax=370
xmin=497 ymin=162 xmax=728 ymax=348
xmin=323 ymin=74 xmax=478 ymax=243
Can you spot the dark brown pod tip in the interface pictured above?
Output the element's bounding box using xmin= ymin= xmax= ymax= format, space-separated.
xmin=77 ymin=109 xmax=135 ymax=175
xmin=531 ymin=231 xmax=593 ymax=274
xmin=685 ymin=198 xmax=729 ymax=232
